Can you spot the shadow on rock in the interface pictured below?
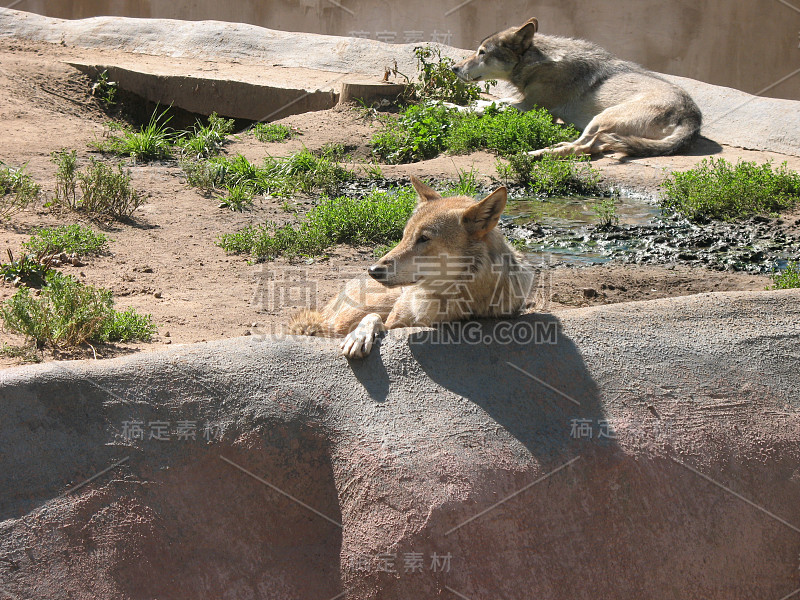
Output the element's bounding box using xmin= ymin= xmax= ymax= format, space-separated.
xmin=405 ymin=313 xmax=615 ymax=462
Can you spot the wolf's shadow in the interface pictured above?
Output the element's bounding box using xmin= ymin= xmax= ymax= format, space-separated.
xmin=403 ymin=313 xmax=613 ymax=463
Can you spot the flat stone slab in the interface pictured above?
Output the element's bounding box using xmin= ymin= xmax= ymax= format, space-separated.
xmin=69 ymin=61 xmax=340 ymax=121
xmin=1 ymin=289 xmax=798 ymax=599
xmin=3 ymin=9 xmax=800 ymax=154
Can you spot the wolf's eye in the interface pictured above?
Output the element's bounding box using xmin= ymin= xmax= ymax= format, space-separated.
xmin=478 ymin=49 xmax=485 ymax=56
xmin=416 ymin=235 xmax=430 ymax=245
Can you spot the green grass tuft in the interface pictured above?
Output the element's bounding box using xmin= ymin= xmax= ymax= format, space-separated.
xmin=252 ymin=122 xmax=295 ymax=143
xmin=502 ymin=153 xmax=604 ymax=197
xmin=217 ymin=187 xmax=417 ymax=260
xmin=93 ymin=106 xmax=177 ymax=161
xmin=177 ymin=112 xmax=235 ymax=159
xmin=442 ymin=168 xmax=480 ymax=197
xmin=661 ymin=158 xmax=800 ymax=221
xmin=182 ymin=148 xmax=355 ymax=201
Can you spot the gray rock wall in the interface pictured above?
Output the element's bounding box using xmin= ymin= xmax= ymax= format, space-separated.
xmin=1 ymin=290 xmax=798 ymax=598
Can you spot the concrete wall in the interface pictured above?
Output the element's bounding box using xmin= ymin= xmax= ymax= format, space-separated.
xmin=16 ymin=0 xmax=800 ymax=100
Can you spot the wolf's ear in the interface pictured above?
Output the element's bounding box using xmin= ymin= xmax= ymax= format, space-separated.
xmin=462 ymin=187 xmax=507 ymax=239
xmin=410 ymin=175 xmax=441 ymax=203
xmin=513 ymin=17 xmax=538 ymax=53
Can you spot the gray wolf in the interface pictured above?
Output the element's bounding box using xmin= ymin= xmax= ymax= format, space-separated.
xmin=451 ymin=17 xmax=702 ymax=158
xmin=289 ymin=176 xmax=535 ymax=358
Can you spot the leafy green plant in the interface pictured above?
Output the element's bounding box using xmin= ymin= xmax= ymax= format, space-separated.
xmin=178 ymin=112 xmax=235 ymax=159
xmin=443 ymin=168 xmax=480 ymax=197
xmin=217 ymin=187 xmax=417 ymax=259
xmin=180 ymin=155 xmax=227 ymax=194
xmin=361 ymin=160 xmax=384 ymax=179
xmin=52 ymin=149 xmax=79 ymax=208
xmin=0 ymin=250 xmax=52 ymax=287
xmin=447 ymin=105 xmax=579 ymax=156
xmin=90 ymin=70 xmax=118 ymax=108
xmin=1 ymin=342 xmax=42 ymax=363
xmin=411 ymin=45 xmax=494 ymax=105
xmin=1 ymin=271 xmax=155 ymax=348
xmin=770 ymin=261 xmax=800 ymax=289
xmin=661 ymin=158 xmax=800 ymax=221
xmin=371 ymin=103 xmax=577 ymax=164
xmin=76 ymin=159 xmax=145 ymax=219
xmin=371 ymin=102 xmax=457 ymax=163
xmin=505 ymin=153 xmax=604 ymax=196
xmin=252 ymin=122 xmax=295 ymax=143
xmin=218 ymin=183 xmax=254 ymax=211
xmin=0 ymin=162 xmax=40 ymax=219
xmin=102 ymin=306 xmax=158 ymax=342
xmin=51 ymin=151 xmax=145 ymax=219
xmin=593 ymin=197 xmax=619 ymax=229
xmin=93 ymin=106 xmax=177 ymax=161
xmin=24 ymin=224 xmax=110 ymax=256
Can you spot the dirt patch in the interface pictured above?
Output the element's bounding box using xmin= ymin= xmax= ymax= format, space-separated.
xmin=0 ymin=38 xmax=784 ymax=369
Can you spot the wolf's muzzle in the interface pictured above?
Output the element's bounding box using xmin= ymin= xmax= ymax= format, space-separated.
xmin=368 ymin=264 xmax=390 ymax=283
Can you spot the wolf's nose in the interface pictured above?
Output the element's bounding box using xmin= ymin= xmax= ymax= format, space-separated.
xmin=368 ymin=264 xmax=388 ymax=282
xmin=451 ymin=65 xmax=460 ymax=75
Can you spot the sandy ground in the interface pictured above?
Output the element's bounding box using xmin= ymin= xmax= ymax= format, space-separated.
xmin=0 ymin=38 xmax=783 ymax=368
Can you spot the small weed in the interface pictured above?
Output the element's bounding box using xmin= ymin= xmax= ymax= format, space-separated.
xmin=177 ymin=112 xmax=235 ymax=159
xmin=0 ymin=271 xmax=155 ymax=348
xmin=24 ymin=224 xmax=110 ymax=256
xmin=50 ymin=151 xmax=145 ymax=219
xmin=217 ymin=187 xmax=417 ymax=259
xmin=90 ymin=70 xmax=117 ymax=108
xmin=661 ymin=158 xmax=800 ymax=221
xmin=52 ymin=149 xmax=79 ymax=207
xmin=0 ymin=162 xmax=40 ymax=219
xmin=506 ymin=153 xmax=604 ymax=197
xmin=217 ymin=183 xmax=255 ymax=212
xmin=102 ymin=306 xmax=157 ymax=342
xmin=93 ymin=106 xmax=177 ymax=161
xmin=361 ymin=160 xmax=384 ymax=179
xmin=1 ymin=342 xmax=42 ymax=363
xmin=78 ymin=160 xmax=145 ymax=219
xmin=179 ymin=156 xmax=226 ymax=194
xmin=593 ymin=197 xmax=619 ymax=229
xmin=252 ymin=122 xmax=295 ymax=143
xmin=411 ymin=45 xmax=494 ymax=105
xmin=770 ymin=261 xmax=800 ymax=289
xmin=0 ymin=249 xmax=52 ymax=287
xmin=443 ymin=168 xmax=480 ymax=197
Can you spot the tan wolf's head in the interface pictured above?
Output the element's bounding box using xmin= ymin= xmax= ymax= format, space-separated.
xmin=368 ymin=176 xmax=507 ymax=288
xmin=452 ymin=17 xmax=538 ymax=82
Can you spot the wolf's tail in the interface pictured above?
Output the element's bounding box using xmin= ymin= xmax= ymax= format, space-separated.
xmin=288 ymin=309 xmax=332 ymax=337
xmin=599 ymin=113 xmax=702 ymax=157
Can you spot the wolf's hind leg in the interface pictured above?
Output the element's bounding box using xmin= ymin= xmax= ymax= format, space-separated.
xmin=340 ymin=313 xmax=386 ymax=358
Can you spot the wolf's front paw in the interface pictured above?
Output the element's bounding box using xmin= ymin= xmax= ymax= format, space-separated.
xmin=441 ymin=101 xmax=474 ymax=113
xmin=340 ymin=313 xmax=385 ymax=359
xmin=526 ymin=147 xmax=549 ymax=159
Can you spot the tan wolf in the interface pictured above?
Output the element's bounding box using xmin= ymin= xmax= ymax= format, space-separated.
xmin=289 ymin=176 xmax=535 ymax=358
xmin=452 ymin=17 xmax=702 ymax=158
